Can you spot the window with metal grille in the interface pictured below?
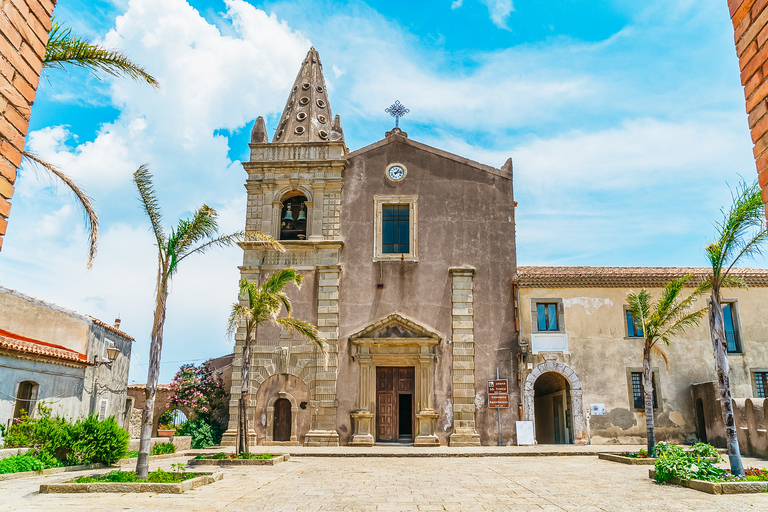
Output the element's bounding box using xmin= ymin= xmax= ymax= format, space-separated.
xmin=626 ymin=311 xmax=644 ymax=338
xmin=537 ymin=303 xmax=558 ymax=331
xmin=382 ymin=204 xmax=409 ymax=254
xmin=631 ymin=372 xmax=658 ymax=410
xmin=756 ymin=372 xmax=768 ymax=398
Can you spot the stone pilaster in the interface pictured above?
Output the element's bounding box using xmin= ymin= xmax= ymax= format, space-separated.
xmin=304 ymin=264 xmax=341 ymax=446
xmin=449 ymin=267 xmax=481 ymax=446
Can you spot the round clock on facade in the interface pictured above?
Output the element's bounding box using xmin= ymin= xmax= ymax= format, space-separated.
xmin=386 ymin=164 xmax=407 ymax=181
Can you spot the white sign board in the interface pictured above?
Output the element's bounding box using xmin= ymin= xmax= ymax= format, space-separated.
xmin=516 ymin=421 xmax=535 ymax=445
xmin=590 ymin=404 xmax=605 ymax=416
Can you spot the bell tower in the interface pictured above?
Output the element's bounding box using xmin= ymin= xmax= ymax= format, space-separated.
xmin=223 ymin=48 xmax=346 ymax=447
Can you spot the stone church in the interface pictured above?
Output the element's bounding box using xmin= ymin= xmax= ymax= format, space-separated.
xmin=221 ymin=48 xmax=517 ymax=447
xmin=221 ymin=48 xmax=768 ymax=449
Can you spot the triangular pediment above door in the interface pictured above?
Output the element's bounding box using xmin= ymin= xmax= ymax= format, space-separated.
xmin=348 ymin=312 xmax=443 ymax=341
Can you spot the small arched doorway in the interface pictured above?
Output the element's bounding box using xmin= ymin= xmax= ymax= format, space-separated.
xmin=523 ymin=361 xmax=587 ymax=444
xmin=533 ymin=372 xmax=573 ymax=444
xmin=279 ymin=195 xmax=308 ymax=240
xmin=273 ymin=398 xmax=292 ymax=442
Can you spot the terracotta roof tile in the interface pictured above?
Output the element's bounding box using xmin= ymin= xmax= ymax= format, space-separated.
xmin=516 ymin=266 xmax=768 ymax=288
xmin=0 ymin=328 xmax=90 ymax=365
xmin=89 ymin=317 xmax=135 ymax=341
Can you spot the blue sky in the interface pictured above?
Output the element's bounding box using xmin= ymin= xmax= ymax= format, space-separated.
xmin=0 ymin=0 xmax=764 ymax=384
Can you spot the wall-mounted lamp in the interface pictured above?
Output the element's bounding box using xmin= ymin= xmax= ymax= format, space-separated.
xmin=94 ymin=346 xmax=120 ymax=368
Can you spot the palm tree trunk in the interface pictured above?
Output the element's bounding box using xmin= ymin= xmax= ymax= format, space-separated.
xmin=237 ymin=326 xmax=254 ymax=455
xmin=136 ymin=282 xmax=168 ymax=479
xmin=709 ymin=292 xmax=744 ymax=476
xmin=642 ymin=349 xmax=655 ymax=455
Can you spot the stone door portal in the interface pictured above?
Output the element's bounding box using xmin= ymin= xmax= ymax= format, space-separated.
xmin=376 ymin=367 xmax=414 ymax=442
xmin=273 ymin=398 xmax=292 ymax=442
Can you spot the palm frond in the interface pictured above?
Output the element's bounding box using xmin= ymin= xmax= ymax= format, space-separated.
xmin=274 ymin=316 xmax=328 ymax=367
xmin=44 ymin=21 xmax=159 ymax=89
xmin=707 ymin=180 xmax=767 ymax=284
xmin=275 ymin=291 xmax=292 ymax=316
xmin=173 ymin=205 xmax=218 ymax=259
xmin=651 ymin=344 xmax=671 ymax=373
xmin=226 ymin=303 xmax=253 ymax=339
xmin=22 ymin=151 xmax=99 ymax=269
xmin=720 ymin=275 xmax=748 ymax=289
xmin=176 ymin=231 xmax=243 ymax=265
xmin=244 ymin=231 xmax=284 ymax=252
xmin=263 ymin=268 xmax=302 ymax=295
xmin=132 ymin=165 xmax=166 ymax=251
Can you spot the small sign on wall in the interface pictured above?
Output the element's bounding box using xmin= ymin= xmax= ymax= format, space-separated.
xmin=590 ymin=404 xmax=605 ymax=416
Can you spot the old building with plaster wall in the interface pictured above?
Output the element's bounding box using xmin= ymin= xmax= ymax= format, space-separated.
xmin=222 ymin=48 xmax=518 ymax=447
xmin=0 ymin=286 xmax=133 ymax=432
xmin=516 ymin=266 xmax=768 ymax=446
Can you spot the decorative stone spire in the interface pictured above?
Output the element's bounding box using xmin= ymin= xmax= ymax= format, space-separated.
xmin=330 ymin=114 xmax=344 ymax=142
xmin=273 ymin=47 xmax=336 ymax=143
xmin=250 ymin=116 xmax=268 ymax=143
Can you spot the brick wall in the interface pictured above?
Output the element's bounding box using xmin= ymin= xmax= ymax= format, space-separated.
xmin=728 ymin=0 xmax=768 ymax=225
xmin=0 ymin=0 xmax=55 ymax=251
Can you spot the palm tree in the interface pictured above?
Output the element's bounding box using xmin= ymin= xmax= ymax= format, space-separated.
xmin=132 ymin=165 xmax=270 ymax=478
xmin=700 ymin=180 xmax=767 ymax=477
xmin=17 ymin=20 xmax=160 ymax=268
xmin=227 ymin=271 xmax=326 ymax=455
xmin=626 ymin=274 xmax=705 ymax=455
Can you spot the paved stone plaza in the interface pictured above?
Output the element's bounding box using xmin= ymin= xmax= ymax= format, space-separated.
xmin=2 ymin=451 xmax=768 ymax=511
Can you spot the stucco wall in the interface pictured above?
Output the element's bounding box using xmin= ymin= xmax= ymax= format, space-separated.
xmin=0 ymin=287 xmax=89 ymax=354
xmin=518 ymin=284 xmax=768 ymax=445
xmin=338 ymin=135 xmax=517 ymax=445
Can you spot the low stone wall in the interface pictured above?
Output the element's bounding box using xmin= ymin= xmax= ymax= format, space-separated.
xmin=127 ymin=436 xmax=191 ymax=452
xmin=692 ymin=382 xmax=768 ymax=458
xmin=0 ymin=447 xmax=30 ymax=460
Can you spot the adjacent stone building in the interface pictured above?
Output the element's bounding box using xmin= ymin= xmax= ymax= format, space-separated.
xmin=222 ymin=48 xmax=518 ymax=447
xmin=517 ymin=266 xmax=768 ymax=445
xmin=0 ymin=285 xmax=134 ymax=431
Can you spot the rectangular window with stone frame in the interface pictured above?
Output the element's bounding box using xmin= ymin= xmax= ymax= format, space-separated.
xmin=627 ymin=369 xmax=661 ymax=411
xmin=530 ymin=299 xmax=565 ymax=333
xmin=373 ymin=195 xmax=418 ymax=261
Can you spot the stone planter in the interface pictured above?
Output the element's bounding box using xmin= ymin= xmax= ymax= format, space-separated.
xmin=649 ymin=469 xmax=768 ymax=494
xmin=157 ymin=430 xmax=175 ymax=438
xmin=189 ymin=454 xmax=288 ymax=466
xmin=598 ymin=453 xmax=655 ymax=465
xmin=599 ymin=453 xmax=719 ymax=465
xmin=39 ymin=471 xmax=223 ymax=494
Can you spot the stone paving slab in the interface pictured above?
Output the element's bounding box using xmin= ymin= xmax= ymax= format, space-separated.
xmin=1 ymin=453 xmax=767 ymax=511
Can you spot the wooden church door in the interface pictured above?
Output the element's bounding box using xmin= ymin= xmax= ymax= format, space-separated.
xmin=273 ymin=398 xmax=291 ymax=442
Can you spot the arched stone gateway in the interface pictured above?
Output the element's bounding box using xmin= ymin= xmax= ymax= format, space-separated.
xmin=523 ymin=361 xmax=587 ymax=445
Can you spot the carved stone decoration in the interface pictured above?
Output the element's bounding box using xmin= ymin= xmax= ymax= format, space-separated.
xmin=280 ymin=346 xmax=290 ymax=374
xmin=349 ymin=313 xmax=443 ymax=447
xmin=523 ymin=361 xmax=587 ymax=445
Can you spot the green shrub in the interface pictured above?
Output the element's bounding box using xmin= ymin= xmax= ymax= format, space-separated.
xmin=176 ymin=418 xmax=222 ymax=449
xmin=0 ymin=454 xmax=48 ymax=474
xmin=654 ymin=445 xmax=727 ymax=483
xmin=73 ymin=468 xmax=194 ymax=484
xmin=150 ymin=442 xmax=176 ymax=455
xmin=68 ymin=415 xmax=129 ymax=465
xmin=689 ymin=442 xmax=721 ymax=460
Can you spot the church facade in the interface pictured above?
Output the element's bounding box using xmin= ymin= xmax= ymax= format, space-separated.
xmin=221 ymin=48 xmax=518 ymax=447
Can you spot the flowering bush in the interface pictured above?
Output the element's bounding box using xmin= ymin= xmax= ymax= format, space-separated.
xmin=157 ymin=424 xmax=177 ymax=431
xmin=166 ymin=362 xmax=226 ymax=422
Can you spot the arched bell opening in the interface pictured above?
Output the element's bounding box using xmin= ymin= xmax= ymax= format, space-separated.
xmin=533 ymin=371 xmax=574 ymax=444
xmin=279 ymin=194 xmax=308 ymax=240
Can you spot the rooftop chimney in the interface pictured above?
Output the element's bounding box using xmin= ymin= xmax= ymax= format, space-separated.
xmin=114 ymin=318 xmax=121 ymax=330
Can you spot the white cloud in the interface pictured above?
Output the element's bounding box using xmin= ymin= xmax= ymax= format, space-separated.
xmin=481 ymin=0 xmax=514 ymax=29
xmin=451 ymin=0 xmax=463 ymax=9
